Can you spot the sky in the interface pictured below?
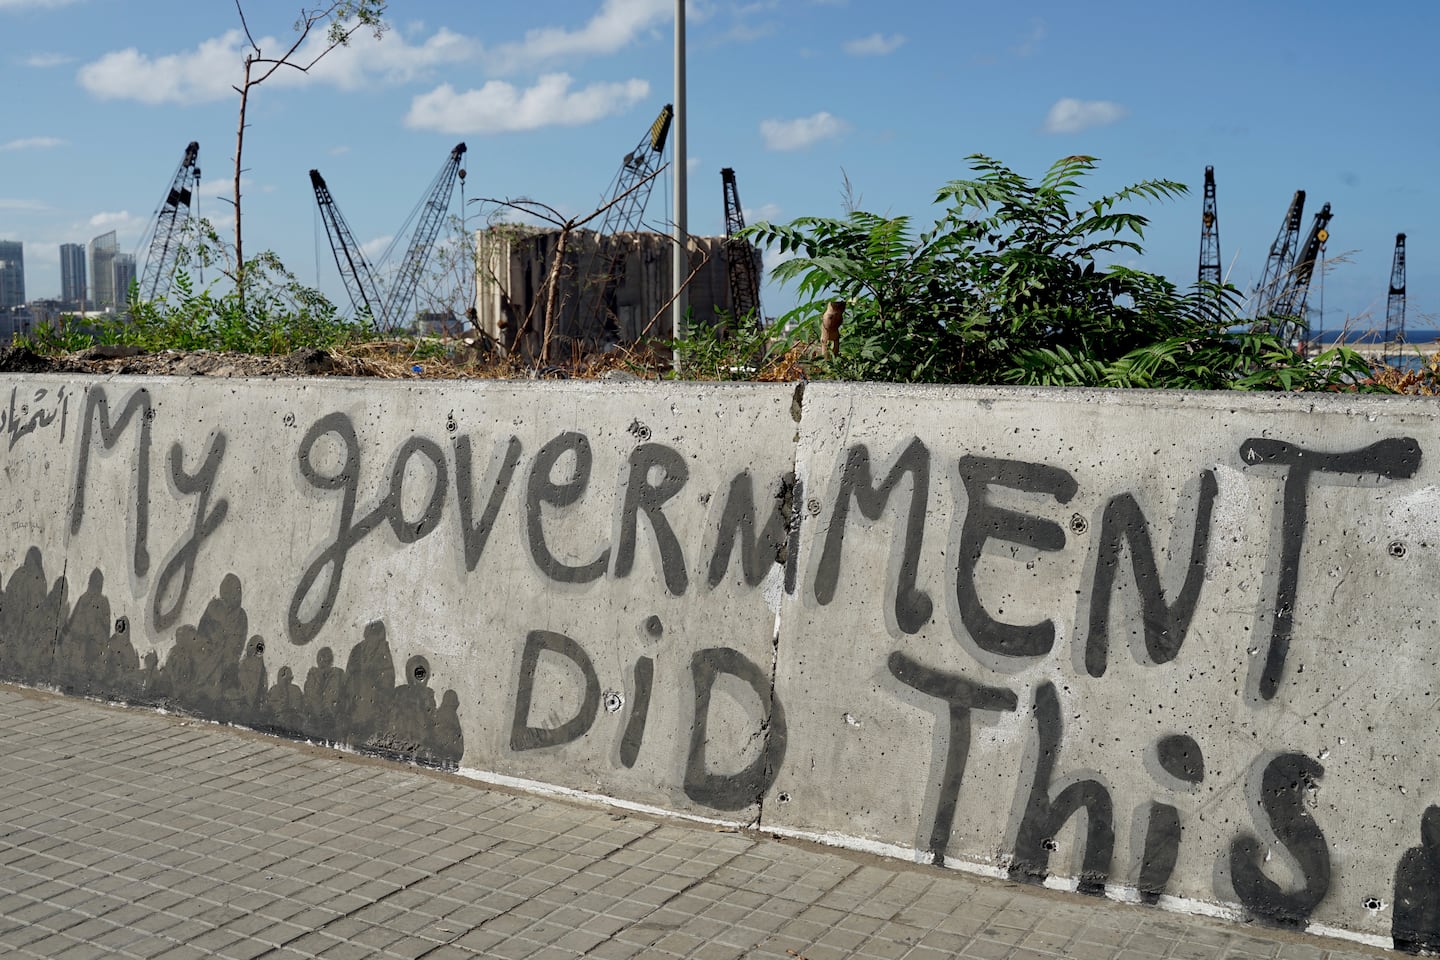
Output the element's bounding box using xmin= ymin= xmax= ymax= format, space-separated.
xmin=2 ymin=0 xmax=1438 ymax=335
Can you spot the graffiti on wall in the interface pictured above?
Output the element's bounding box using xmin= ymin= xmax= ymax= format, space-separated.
xmin=811 ymin=434 xmax=1421 ymax=931
xmin=8 ymin=383 xmax=1438 ymax=943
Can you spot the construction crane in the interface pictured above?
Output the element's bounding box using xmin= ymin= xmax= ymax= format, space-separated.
xmin=309 ymin=169 xmax=385 ymax=322
xmin=720 ymin=168 xmax=762 ymax=325
xmin=597 ymin=105 xmax=673 ymax=238
xmin=1384 ymin=233 xmax=1407 ymax=364
xmin=138 ymin=141 xmax=200 ymax=302
xmin=384 ymin=142 xmax=467 ymax=331
xmin=1271 ymin=202 xmax=1332 ymax=345
xmin=1254 ymin=190 xmax=1306 ymax=323
xmin=586 ymin=105 xmax=674 ymax=338
xmin=310 ymin=143 xmax=466 ymax=329
xmin=1197 ymin=165 xmax=1221 ymax=289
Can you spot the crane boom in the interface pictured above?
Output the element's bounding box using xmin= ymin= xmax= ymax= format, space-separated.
xmin=1255 ymin=190 xmax=1306 ymax=321
xmin=1197 ymin=165 xmax=1221 ymax=288
xmin=720 ymin=168 xmax=762 ymax=324
xmin=139 ymin=141 xmax=200 ymax=302
xmin=384 ymin=142 xmax=466 ymax=331
xmin=597 ymin=105 xmax=673 ymax=237
xmin=586 ymin=104 xmax=675 ymax=338
xmin=1271 ymin=202 xmax=1332 ymax=343
xmin=310 ymin=168 xmax=385 ymax=322
xmin=1384 ymin=233 xmax=1407 ymax=362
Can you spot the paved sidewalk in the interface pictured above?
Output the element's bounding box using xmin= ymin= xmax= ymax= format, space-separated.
xmin=0 ymin=685 xmax=1387 ymax=960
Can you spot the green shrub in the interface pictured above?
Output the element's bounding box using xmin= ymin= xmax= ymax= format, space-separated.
xmin=744 ymin=155 xmax=1372 ymax=391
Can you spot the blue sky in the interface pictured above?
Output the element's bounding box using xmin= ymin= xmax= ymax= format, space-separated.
xmin=2 ymin=0 xmax=1437 ymax=335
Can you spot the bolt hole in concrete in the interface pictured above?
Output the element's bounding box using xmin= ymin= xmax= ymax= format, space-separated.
xmin=1041 ymin=838 xmax=1059 ymax=851
xmin=603 ymin=691 xmax=625 ymax=713
xmin=1364 ymin=897 xmax=1384 ymax=911
xmin=1389 ymin=540 xmax=1408 ymax=559
xmin=778 ymin=793 xmax=792 ymax=803
xmin=114 ymin=617 xmax=128 ymax=634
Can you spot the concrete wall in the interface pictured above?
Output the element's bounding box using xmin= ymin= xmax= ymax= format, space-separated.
xmin=3 ymin=374 xmax=1440 ymax=950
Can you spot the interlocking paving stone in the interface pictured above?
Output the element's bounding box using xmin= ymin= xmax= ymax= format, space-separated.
xmin=0 ymin=685 xmax=1396 ymax=959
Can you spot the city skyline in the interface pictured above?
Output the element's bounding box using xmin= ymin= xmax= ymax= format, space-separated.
xmin=0 ymin=233 xmax=139 ymax=311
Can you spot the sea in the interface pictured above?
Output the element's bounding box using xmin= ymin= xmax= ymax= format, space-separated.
xmin=1309 ymin=328 xmax=1440 ymax=372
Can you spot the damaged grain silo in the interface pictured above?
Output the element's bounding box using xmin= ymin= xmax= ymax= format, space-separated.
xmin=474 ymin=225 xmax=758 ymax=358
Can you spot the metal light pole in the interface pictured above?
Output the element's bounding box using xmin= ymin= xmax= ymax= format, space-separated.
xmin=671 ymin=0 xmax=687 ymax=373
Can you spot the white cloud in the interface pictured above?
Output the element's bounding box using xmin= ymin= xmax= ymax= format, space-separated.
xmin=360 ymin=235 xmax=394 ymax=261
xmin=329 ymin=145 xmax=351 ymax=156
xmin=0 ymin=136 xmax=65 ymax=151
xmin=1012 ymin=18 xmax=1046 ymax=57
xmin=87 ymin=211 xmax=143 ymax=240
xmin=77 ymin=6 xmax=676 ymax=109
xmin=0 ymin=0 xmax=81 ymax=8
xmin=406 ymin=74 xmax=650 ymax=134
xmin=745 ymin=202 xmax=781 ymax=223
xmin=78 ymin=31 xmax=245 ymax=104
xmin=77 ymin=24 xmax=472 ymax=106
xmin=24 ymin=52 xmax=73 ymax=67
xmin=759 ymin=112 xmax=848 ymax=151
xmin=0 ymin=199 xmax=50 ymax=211
xmin=1042 ymin=97 xmax=1128 ymax=134
xmin=302 ymin=26 xmax=474 ymax=90
xmin=196 ymin=175 xmax=251 ymax=206
xmin=89 ymin=210 xmax=132 ymax=228
xmin=843 ymin=33 xmax=904 ymax=56
xmin=487 ymin=0 xmax=671 ymax=73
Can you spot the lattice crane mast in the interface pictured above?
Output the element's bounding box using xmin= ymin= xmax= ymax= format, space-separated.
xmin=1254 ymin=190 xmax=1306 ymax=322
xmin=310 ymin=168 xmax=385 ymax=322
xmin=1197 ymin=165 xmax=1221 ymax=288
xmin=139 ymin=141 xmax=201 ymax=301
xmin=385 ymin=142 xmax=466 ymax=331
xmin=1384 ymin=233 xmax=1407 ymax=363
xmin=598 ymin=105 xmax=673 ymax=237
xmin=587 ymin=105 xmax=674 ymax=337
xmin=720 ymin=168 xmax=762 ymax=324
xmin=1271 ymin=202 xmax=1332 ymax=344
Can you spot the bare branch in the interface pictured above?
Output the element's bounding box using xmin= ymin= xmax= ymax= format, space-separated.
xmin=229 ymin=1 xmax=388 ymax=303
xmin=235 ymin=0 xmax=259 ymax=53
xmin=474 ymin=197 xmax=567 ymax=230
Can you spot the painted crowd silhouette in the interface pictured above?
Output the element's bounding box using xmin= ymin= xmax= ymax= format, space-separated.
xmin=0 ymin=547 xmax=462 ymax=769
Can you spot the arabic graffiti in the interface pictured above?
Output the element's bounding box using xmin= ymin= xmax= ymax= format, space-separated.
xmin=0 ymin=385 xmax=70 ymax=451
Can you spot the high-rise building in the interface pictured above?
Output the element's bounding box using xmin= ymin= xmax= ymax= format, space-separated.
xmin=113 ymin=253 xmax=136 ymax=304
xmin=90 ymin=231 xmax=118 ymax=309
xmin=0 ymin=241 xmax=24 ymax=309
xmin=60 ymin=243 xmax=87 ymax=306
